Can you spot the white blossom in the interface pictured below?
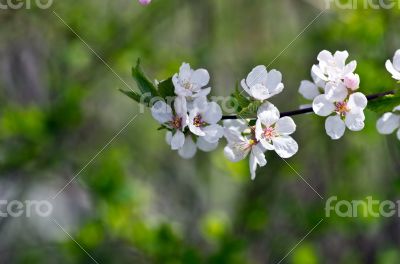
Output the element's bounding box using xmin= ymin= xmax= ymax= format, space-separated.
xmin=151 ymin=97 xmax=188 ymax=150
xmin=385 ymin=50 xmax=400 ymax=81
xmin=173 ymin=63 xmax=211 ymax=98
xmin=312 ymin=50 xmax=357 ymax=83
xmin=241 ymin=65 xmax=284 ymax=101
xmin=376 ymin=105 xmax=400 ymax=140
xmin=313 ymin=92 xmax=368 ymax=140
xmin=223 ymin=120 xmax=266 ymax=180
xmin=188 ymin=97 xmax=224 ymax=144
xmin=255 ymin=102 xmax=298 ymax=158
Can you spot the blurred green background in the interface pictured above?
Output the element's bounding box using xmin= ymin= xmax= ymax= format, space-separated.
xmin=0 ymin=0 xmax=400 ymax=263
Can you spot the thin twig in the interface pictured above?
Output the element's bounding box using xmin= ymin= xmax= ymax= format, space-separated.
xmin=222 ymin=90 xmax=396 ymax=120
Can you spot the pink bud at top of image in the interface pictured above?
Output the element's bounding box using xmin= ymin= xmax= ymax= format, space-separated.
xmin=138 ymin=0 xmax=151 ymax=5
xmin=344 ymin=73 xmax=360 ymax=90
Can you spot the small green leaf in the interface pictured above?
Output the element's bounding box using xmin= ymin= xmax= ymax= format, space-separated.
xmin=238 ymin=101 xmax=262 ymax=118
xmin=119 ymin=89 xmax=150 ymax=106
xmin=233 ymin=85 xmax=251 ymax=109
xmin=131 ymin=59 xmax=159 ymax=97
xmin=367 ymin=93 xmax=400 ymax=114
xmin=157 ymin=77 xmax=175 ymax=99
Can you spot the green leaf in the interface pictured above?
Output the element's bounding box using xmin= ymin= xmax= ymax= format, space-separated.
xmin=119 ymin=89 xmax=150 ymax=106
xmin=238 ymin=101 xmax=262 ymax=118
xmin=367 ymin=93 xmax=400 ymax=114
xmin=157 ymin=77 xmax=175 ymax=99
xmin=131 ymin=59 xmax=159 ymax=97
xmin=233 ymin=85 xmax=251 ymax=109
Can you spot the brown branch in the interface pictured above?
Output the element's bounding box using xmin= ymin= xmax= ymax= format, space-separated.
xmin=221 ymin=90 xmax=396 ymax=120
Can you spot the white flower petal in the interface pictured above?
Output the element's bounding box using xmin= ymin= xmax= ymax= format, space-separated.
xmin=334 ymin=50 xmax=349 ymax=68
xmin=202 ymin=102 xmax=222 ymax=124
xmin=246 ymin=65 xmax=268 ymax=88
xmin=325 ymin=115 xmax=346 ymax=140
xmin=224 ymin=120 xmax=248 ymax=133
xmin=250 ymin=84 xmax=270 ymax=101
xmin=223 ymin=127 xmax=244 ymax=144
xmin=312 ymin=65 xmax=328 ymax=82
xmin=265 ymin=69 xmax=284 ymax=95
xmin=299 ymin=80 xmax=320 ymax=100
xmin=397 ymin=129 xmax=400 ymax=141
xmin=311 ymin=70 xmax=326 ymax=88
xmin=255 ymin=119 xmax=263 ymax=141
xmin=318 ymin=50 xmax=333 ymax=63
xmin=151 ymin=101 xmax=173 ymax=124
xmin=386 ymin=60 xmax=400 ymax=80
xmin=343 ymin=60 xmax=357 ymax=76
xmin=224 ymin=143 xmax=249 ymax=162
xmin=312 ymin=94 xmax=335 ymax=116
xmin=393 ymin=50 xmax=400 ymax=71
xmin=171 ymin=130 xmax=185 ymax=150
xmin=252 ymin=145 xmax=267 ymax=167
xmin=259 ymin=139 xmax=274 ymax=150
xmin=203 ymin=124 xmax=224 ymax=143
xmin=272 ymin=136 xmax=298 ymax=158
xmin=325 ymin=82 xmax=348 ymax=102
xmin=257 ymin=102 xmax=280 ymax=126
xmin=193 ymin=87 xmax=211 ymax=98
xmin=276 ymin=117 xmax=296 ymax=135
xmin=240 ymin=79 xmax=251 ymax=95
xmin=249 ymin=153 xmax=257 ymax=180
xmin=345 ymin=111 xmax=365 ymax=131
xmin=197 ymin=137 xmax=218 ymax=152
xmin=348 ymin=92 xmax=368 ymax=110
xmin=165 ymin=131 xmax=172 ymax=145
xmin=178 ymin=136 xmax=197 ymax=159
xmin=174 ymin=96 xmax=187 ymax=116
xmin=376 ymin=112 xmax=400 ymax=134
xmin=179 ymin=63 xmax=192 ymax=80
xmin=191 ymin=69 xmax=210 ymax=87
xmin=189 ymin=122 xmax=206 ymax=137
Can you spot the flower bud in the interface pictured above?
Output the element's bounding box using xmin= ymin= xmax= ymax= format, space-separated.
xmin=344 ymin=73 xmax=360 ymax=90
xmin=138 ymin=0 xmax=151 ymax=5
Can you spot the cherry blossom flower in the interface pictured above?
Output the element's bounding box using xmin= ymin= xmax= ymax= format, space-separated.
xmin=241 ymin=65 xmax=284 ymax=101
xmin=385 ymin=50 xmax=400 ymax=81
xmin=138 ymin=0 xmax=151 ymax=5
xmin=173 ymin=63 xmax=211 ymax=98
xmin=376 ymin=105 xmax=400 ymax=140
xmin=312 ymin=50 xmax=357 ymax=83
xmin=151 ymin=96 xmax=188 ymax=150
xmin=188 ymin=97 xmax=224 ymax=144
xmin=313 ymin=92 xmax=367 ymax=140
xmin=223 ymin=120 xmax=266 ymax=180
xmin=255 ymin=102 xmax=298 ymax=158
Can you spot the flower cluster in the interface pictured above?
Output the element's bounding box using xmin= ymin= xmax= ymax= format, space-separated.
xmin=123 ymin=49 xmax=400 ymax=180
xmin=376 ymin=50 xmax=400 ymax=141
xmin=224 ymin=66 xmax=298 ymax=179
xmin=151 ymin=63 xmax=224 ymax=159
xmin=299 ymin=50 xmax=367 ymax=140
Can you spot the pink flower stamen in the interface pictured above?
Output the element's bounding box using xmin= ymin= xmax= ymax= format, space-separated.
xmin=335 ymin=101 xmax=350 ymax=117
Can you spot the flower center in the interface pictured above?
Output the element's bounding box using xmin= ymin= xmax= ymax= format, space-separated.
xmin=171 ymin=116 xmax=182 ymax=129
xmin=182 ymin=81 xmax=193 ymax=90
xmin=193 ymin=114 xmax=206 ymax=127
xmin=335 ymin=101 xmax=350 ymax=117
xmin=263 ymin=127 xmax=276 ymax=140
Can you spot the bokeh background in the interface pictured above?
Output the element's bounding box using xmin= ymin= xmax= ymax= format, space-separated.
xmin=1 ymin=0 xmax=400 ymax=263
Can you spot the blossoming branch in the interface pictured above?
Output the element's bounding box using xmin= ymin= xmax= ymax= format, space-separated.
xmin=120 ymin=50 xmax=400 ymax=179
